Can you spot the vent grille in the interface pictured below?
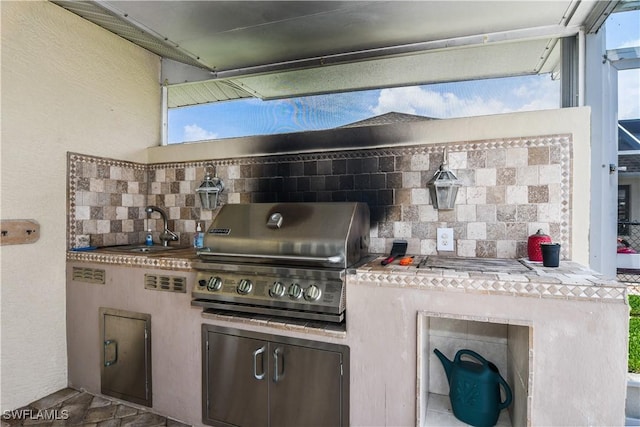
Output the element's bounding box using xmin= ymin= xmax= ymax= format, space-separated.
xmin=144 ymin=274 xmax=187 ymax=293
xmin=72 ymin=267 xmax=106 ymax=284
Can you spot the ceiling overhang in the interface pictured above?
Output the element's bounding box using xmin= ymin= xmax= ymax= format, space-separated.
xmin=51 ymin=1 xmax=619 ymax=108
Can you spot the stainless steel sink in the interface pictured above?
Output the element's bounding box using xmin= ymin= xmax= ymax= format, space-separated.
xmin=105 ymin=244 xmax=189 ymax=253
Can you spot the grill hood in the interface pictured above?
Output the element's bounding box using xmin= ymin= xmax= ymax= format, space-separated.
xmin=197 ymin=202 xmax=370 ymax=269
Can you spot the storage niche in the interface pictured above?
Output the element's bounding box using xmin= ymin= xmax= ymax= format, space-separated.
xmin=417 ymin=312 xmax=532 ymax=427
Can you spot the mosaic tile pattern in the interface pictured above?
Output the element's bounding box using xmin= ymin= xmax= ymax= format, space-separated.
xmin=66 ymin=251 xmax=194 ymax=271
xmin=1 ymin=388 xmax=190 ymax=426
xmin=68 ymin=153 xmax=148 ymax=249
xmin=68 ymin=134 xmax=572 ymax=259
xmin=355 ymin=258 xmax=627 ymax=302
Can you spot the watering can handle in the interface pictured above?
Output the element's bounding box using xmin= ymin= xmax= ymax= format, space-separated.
xmin=498 ymin=374 xmax=513 ymax=410
xmin=454 ymin=349 xmax=487 ymax=367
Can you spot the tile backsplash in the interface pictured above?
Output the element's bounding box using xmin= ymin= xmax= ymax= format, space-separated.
xmin=68 ymin=133 xmax=571 ymax=258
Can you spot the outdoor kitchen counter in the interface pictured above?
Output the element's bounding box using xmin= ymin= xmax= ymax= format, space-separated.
xmin=65 ymin=253 xmax=630 ymax=426
xmin=354 ymin=255 xmax=627 ymax=303
xmin=347 ymin=256 xmax=629 ymax=427
xmin=66 ymin=249 xmax=628 ymax=302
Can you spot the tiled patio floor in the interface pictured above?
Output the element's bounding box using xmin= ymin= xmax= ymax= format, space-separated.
xmin=1 ymin=388 xmax=190 ymax=427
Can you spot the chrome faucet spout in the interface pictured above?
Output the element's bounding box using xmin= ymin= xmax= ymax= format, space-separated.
xmin=145 ymin=205 xmax=179 ymax=246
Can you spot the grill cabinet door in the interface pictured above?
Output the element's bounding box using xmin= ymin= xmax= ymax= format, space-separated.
xmin=100 ymin=308 xmax=151 ymax=407
xmin=269 ymin=343 xmax=344 ymax=427
xmin=204 ymin=331 xmax=269 ymax=427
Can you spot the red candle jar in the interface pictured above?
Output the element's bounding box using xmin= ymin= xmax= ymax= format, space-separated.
xmin=527 ymin=229 xmax=552 ymax=262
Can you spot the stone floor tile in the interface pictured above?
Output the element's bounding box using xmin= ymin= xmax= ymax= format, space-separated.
xmin=21 ymin=418 xmax=52 ymax=427
xmin=50 ymin=402 xmax=87 ymax=426
xmin=31 ymin=390 xmax=80 ymax=411
xmin=61 ymin=394 xmax=93 ymax=408
xmin=20 ymin=406 xmax=68 ymax=427
xmin=119 ymin=413 xmax=166 ymax=427
xmin=113 ymin=406 xmax=136 ymax=419
xmin=1 ymin=407 xmax=29 ymax=426
xmin=50 ymin=393 xmax=93 ymax=426
xmin=5 ymin=390 xmax=190 ymax=427
xmin=83 ymin=405 xmax=118 ymax=424
xmin=166 ymin=419 xmax=189 ymax=427
xmin=88 ymin=397 xmax=112 ymax=409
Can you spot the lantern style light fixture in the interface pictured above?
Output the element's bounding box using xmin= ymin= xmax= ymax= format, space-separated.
xmin=427 ymin=151 xmax=461 ymax=210
xmin=196 ymin=164 xmax=224 ymax=210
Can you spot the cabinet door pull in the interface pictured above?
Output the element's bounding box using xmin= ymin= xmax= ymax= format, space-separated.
xmin=103 ymin=339 xmax=118 ymax=366
xmin=253 ymin=346 xmax=266 ymax=380
xmin=273 ymin=347 xmax=284 ymax=383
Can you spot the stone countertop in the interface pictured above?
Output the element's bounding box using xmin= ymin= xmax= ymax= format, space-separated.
xmin=67 ymin=249 xmax=627 ymax=302
xmin=354 ymin=255 xmax=627 ymax=302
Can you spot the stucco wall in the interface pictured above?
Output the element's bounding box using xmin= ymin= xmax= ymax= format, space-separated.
xmin=0 ymin=1 xmax=161 ymax=410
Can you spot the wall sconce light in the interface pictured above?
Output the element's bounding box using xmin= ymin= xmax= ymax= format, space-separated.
xmin=427 ymin=150 xmax=461 ymax=210
xmin=196 ymin=164 xmax=224 ymax=210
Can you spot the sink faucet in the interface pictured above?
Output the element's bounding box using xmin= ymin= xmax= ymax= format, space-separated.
xmin=145 ymin=206 xmax=179 ymax=246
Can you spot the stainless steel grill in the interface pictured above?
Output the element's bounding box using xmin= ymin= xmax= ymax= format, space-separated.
xmin=192 ymin=202 xmax=370 ymax=323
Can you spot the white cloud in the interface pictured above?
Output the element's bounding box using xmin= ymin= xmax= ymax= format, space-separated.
xmin=371 ymin=86 xmax=507 ymax=119
xmin=511 ymin=78 xmax=559 ymax=112
xmin=371 ymin=77 xmax=559 ymax=119
xmin=619 ymin=38 xmax=640 ymax=49
xmin=618 ymin=70 xmax=640 ymax=120
xmin=183 ymin=124 xmax=218 ymax=142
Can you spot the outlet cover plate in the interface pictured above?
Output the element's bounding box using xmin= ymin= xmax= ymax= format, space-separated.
xmin=437 ymin=227 xmax=454 ymax=251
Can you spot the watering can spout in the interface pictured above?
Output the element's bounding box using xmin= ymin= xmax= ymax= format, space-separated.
xmin=433 ymin=348 xmax=453 ymax=382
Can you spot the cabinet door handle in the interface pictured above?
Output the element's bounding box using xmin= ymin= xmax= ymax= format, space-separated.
xmin=103 ymin=339 xmax=118 ymax=367
xmin=273 ymin=347 xmax=284 ymax=383
xmin=253 ymin=346 xmax=266 ymax=380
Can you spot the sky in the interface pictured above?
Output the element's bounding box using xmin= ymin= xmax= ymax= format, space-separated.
xmin=169 ymin=10 xmax=640 ymax=144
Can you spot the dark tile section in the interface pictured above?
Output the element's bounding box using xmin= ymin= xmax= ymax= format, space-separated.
xmin=244 ymin=154 xmax=399 ymax=224
xmin=1 ymin=388 xmax=191 ymax=427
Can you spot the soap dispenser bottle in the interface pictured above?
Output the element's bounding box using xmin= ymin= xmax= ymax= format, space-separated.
xmin=194 ymin=222 xmax=204 ymax=249
xmin=145 ymin=229 xmax=153 ymax=246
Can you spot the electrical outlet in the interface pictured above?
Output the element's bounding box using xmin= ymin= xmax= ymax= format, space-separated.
xmin=437 ymin=227 xmax=454 ymax=251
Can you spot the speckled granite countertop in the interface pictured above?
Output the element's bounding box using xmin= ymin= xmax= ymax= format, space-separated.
xmin=354 ymin=255 xmax=627 ymax=302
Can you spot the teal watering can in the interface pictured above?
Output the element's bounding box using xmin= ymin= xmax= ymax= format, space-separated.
xmin=434 ymin=348 xmax=512 ymax=427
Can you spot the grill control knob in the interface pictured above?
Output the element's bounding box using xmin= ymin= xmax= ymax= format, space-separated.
xmin=269 ymin=281 xmax=286 ymax=298
xmin=304 ymin=285 xmax=322 ymax=301
xmin=237 ymin=279 xmax=253 ymax=295
xmin=288 ymin=283 xmax=302 ymax=299
xmin=207 ymin=276 xmax=223 ymax=292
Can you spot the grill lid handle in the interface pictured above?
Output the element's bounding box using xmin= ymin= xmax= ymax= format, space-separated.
xmin=196 ymin=249 xmax=343 ymax=264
